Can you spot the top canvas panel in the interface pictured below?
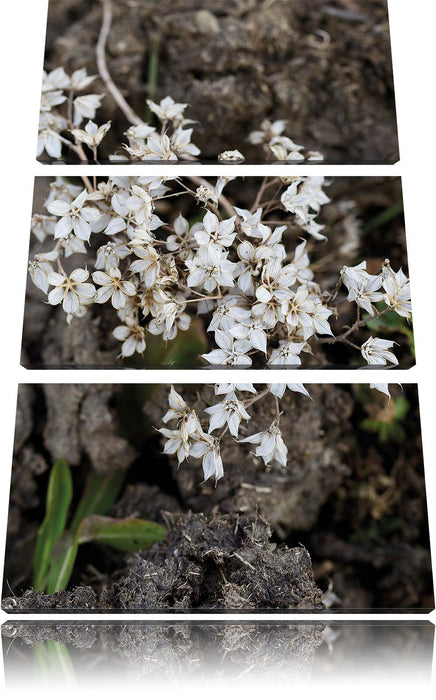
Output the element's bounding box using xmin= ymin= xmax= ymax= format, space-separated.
xmin=38 ymin=0 xmax=399 ymax=164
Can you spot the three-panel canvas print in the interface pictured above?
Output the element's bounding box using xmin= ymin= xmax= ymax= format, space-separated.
xmin=1 ymin=0 xmax=434 ymax=686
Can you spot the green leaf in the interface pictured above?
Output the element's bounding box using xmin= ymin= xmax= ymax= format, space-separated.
xmin=46 ymin=532 xmax=79 ymax=594
xmin=77 ymin=515 xmax=167 ymax=551
xmin=33 ymin=460 xmax=73 ymax=591
xmin=362 ymin=201 xmax=404 ymax=235
xmin=70 ymin=469 xmax=126 ymax=533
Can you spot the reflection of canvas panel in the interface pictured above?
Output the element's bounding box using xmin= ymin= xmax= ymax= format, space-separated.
xmin=38 ymin=0 xmax=399 ymax=164
xmin=2 ymin=384 xmax=433 ymax=613
xmin=2 ymin=622 xmax=434 ymax=687
xmin=23 ymin=176 xmax=414 ymax=369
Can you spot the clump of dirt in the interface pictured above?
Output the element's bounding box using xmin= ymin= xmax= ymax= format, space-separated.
xmin=43 ymin=0 xmax=398 ymax=163
xmin=4 ymin=513 xmax=323 ymax=611
xmin=2 ymin=586 xmax=97 ymax=613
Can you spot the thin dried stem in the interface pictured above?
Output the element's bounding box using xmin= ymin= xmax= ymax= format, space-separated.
xmin=96 ymin=0 xmax=143 ymax=126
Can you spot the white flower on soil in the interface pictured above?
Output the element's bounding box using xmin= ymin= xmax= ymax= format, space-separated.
xmin=92 ymin=267 xmax=136 ymax=309
xmin=70 ymin=120 xmax=111 ymax=148
xmin=186 ymin=244 xmax=237 ymax=292
xmin=382 ymin=263 xmax=412 ymax=319
xmin=144 ymin=133 xmax=177 ymax=161
xmin=201 ymin=330 xmax=252 ymax=366
xmin=361 ymin=337 xmax=399 ymax=366
xmin=113 ymin=318 xmax=146 ymax=357
xmin=268 ymin=340 xmax=306 ymax=366
xmin=344 ymin=272 xmax=384 ymax=316
xmin=73 ymin=94 xmax=104 ymax=126
xmin=47 ymin=268 xmax=96 ymax=314
xmin=170 ymin=127 xmax=200 ymax=159
xmin=240 ymin=423 xmax=288 ymax=467
xmin=194 ymin=211 xmax=237 ymax=248
xmin=129 ymin=245 xmax=161 ymax=288
xmin=255 ymin=259 xmax=296 ymax=303
xmin=189 ymin=437 xmax=224 ymax=483
xmin=147 ymin=96 xmax=188 ymax=124
xmin=236 ymin=240 xmax=271 ymax=296
xmin=234 ymin=206 xmax=270 ymax=240
xmin=204 ymin=391 xmax=251 ymax=438
xmin=214 ymin=383 xmax=257 ymax=395
xmin=47 ymin=188 xmax=101 ymax=242
xmin=269 ymin=383 xmax=312 ymax=399
xmin=162 ymin=386 xmax=201 ymax=441
xmin=229 ymin=318 xmax=268 ymax=354
xmin=69 ymin=68 xmax=97 ymax=91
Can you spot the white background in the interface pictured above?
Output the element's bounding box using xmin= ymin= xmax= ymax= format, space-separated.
xmin=0 ymin=0 xmax=435 ymax=697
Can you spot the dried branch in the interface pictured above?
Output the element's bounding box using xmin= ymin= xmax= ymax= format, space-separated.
xmin=96 ymin=0 xmax=143 ymax=126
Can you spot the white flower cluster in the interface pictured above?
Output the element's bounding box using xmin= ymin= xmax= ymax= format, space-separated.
xmin=116 ymin=97 xmax=200 ymax=162
xmin=38 ymin=64 xmax=322 ymax=162
xmin=158 ymin=383 xmax=393 ymax=484
xmin=38 ymin=66 xmax=110 ymax=161
xmin=248 ymin=119 xmax=324 ymax=162
xmin=159 ymin=384 xmax=308 ymax=482
xmin=29 ymin=176 xmax=411 ymax=367
xmin=341 ymin=259 xmax=412 ymax=366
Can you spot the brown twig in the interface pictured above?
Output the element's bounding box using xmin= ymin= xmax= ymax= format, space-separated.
xmin=96 ymin=0 xmax=143 ymax=126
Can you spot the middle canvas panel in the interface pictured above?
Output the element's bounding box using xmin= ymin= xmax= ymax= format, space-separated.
xmin=24 ymin=175 xmax=413 ymax=369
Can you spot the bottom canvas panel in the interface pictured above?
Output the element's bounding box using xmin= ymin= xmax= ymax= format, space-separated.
xmin=2 ymin=383 xmax=433 ymax=613
xmin=2 ymin=622 xmax=433 ymax=687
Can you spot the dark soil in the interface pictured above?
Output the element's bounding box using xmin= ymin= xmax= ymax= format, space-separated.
xmin=23 ymin=176 xmax=413 ymax=369
xmin=41 ymin=0 xmax=398 ymax=163
xmin=2 ymin=383 xmax=433 ymax=612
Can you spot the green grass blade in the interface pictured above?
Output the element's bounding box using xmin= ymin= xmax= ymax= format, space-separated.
xmin=70 ymin=469 xmax=126 ymax=533
xmin=46 ymin=532 xmax=79 ymax=594
xmin=77 ymin=515 xmax=167 ymax=551
xmin=33 ymin=459 xmax=73 ymax=591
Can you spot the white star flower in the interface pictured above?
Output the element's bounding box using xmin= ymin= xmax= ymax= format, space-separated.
xmin=240 ymin=423 xmax=288 ymax=467
xmin=47 ymin=188 xmax=101 ymax=242
xmin=234 ymin=206 xmax=270 ymax=240
xmin=129 ymin=245 xmax=161 ymax=288
xmin=361 ymin=337 xmax=399 ymax=366
xmin=201 ymin=330 xmax=252 ymax=366
xmin=255 ymin=259 xmax=296 ymax=303
xmin=214 ymin=383 xmax=257 ymax=395
xmin=70 ymin=120 xmax=111 ymax=148
xmin=267 ymin=340 xmax=305 ymax=366
xmin=382 ymin=264 xmax=411 ymax=319
xmin=204 ymin=391 xmax=251 ymax=437
xmin=268 ymin=383 xmax=312 ymax=399
xmin=113 ymin=319 xmax=146 ymax=357
xmin=69 ymin=68 xmax=97 ymax=91
xmin=170 ymin=127 xmax=200 ymax=158
xmin=189 ymin=437 xmax=224 ymax=483
xmin=73 ymin=94 xmax=104 ymax=125
xmin=92 ymin=267 xmax=136 ymax=309
xmin=147 ymin=96 xmax=187 ymax=123
xmin=194 ymin=211 xmax=237 ymax=248
xmin=47 ymin=268 xmax=96 ymax=314
xmin=186 ymin=245 xmax=237 ymax=292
